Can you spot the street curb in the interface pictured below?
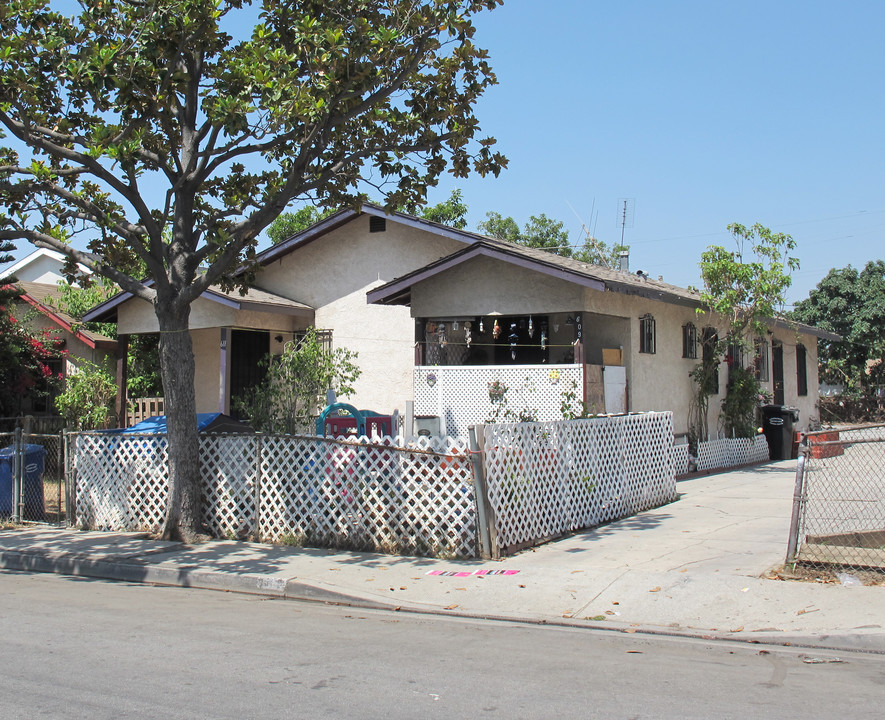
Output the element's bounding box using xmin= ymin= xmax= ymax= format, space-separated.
xmin=3 ymin=548 xmax=884 ymax=656
xmin=0 ymin=549 xmax=409 ymax=609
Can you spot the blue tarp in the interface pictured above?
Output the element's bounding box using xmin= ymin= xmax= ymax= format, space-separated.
xmin=104 ymin=413 xmax=253 ymax=434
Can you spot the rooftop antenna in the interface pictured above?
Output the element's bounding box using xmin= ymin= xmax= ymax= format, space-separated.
xmin=617 ymin=198 xmax=635 ymax=246
xmin=566 ymin=198 xmax=610 ymax=267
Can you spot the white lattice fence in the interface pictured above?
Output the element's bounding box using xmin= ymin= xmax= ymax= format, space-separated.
xmin=414 ymin=365 xmax=583 ymax=439
xmin=482 ymin=413 xmax=678 ymax=552
xmin=259 ymin=435 xmax=476 ymax=557
xmin=201 ymin=434 xmax=260 ymax=539
xmin=73 ymin=433 xmax=170 ymax=531
xmin=71 ymin=432 xmax=477 ymax=558
xmin=696 ymin=435 xmax=769 ymax=472
xmin=673 ymin=443 xmax=691 ymax=475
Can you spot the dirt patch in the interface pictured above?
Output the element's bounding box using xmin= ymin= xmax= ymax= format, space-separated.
xmin=766 ymin=564 xmax=885 ymax=587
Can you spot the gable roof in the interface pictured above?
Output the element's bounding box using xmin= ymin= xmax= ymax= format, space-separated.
xmin=2 ymin=248 xmax=91 ymax=284
xmin=366 ymin=237 xmax=842 ymax=342
xmin=15 ymin=281 xmax=117 ymax=350
xmin=367 ymin=237 xmax=703 ymax=308
xmin=83 ymin=281 xmax=313 ymax=323
xmin=252 ymin=202 xmax=487 ymax=267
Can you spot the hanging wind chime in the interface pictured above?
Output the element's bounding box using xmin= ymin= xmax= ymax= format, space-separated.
xmin=464 ymin=321 xmax=472 ymax=349
xmin=528 ymin=315 xmax=534 ymax=339
xmin=509 ymin=323 xmax=519 ymax=360
xmin=492 ymin=318 xmax=501 ymax=339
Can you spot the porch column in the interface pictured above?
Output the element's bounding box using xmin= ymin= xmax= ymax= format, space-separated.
xmin=573 ymin=314 xmax=586 ymax=406
xmin=414 ymin=318 xmax=424 ymax=365
xmin=219 ymin=327 xmax=230 ymax=414
xmin=115 ymin=334 xmax=129 ymax=428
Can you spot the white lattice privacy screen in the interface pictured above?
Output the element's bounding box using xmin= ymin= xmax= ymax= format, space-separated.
xmin=482 ymin=413 xmax=678 ymax=552
xmin=414 ymin=365 xmax=583 ymax=439
xmin=72 ymin=433 xmax=477 ymax=558
xmin=672 ymin=435 xmax=770 ymax=475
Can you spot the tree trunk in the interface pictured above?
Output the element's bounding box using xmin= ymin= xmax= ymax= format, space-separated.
xmin=156 ymin=301 xmax=202 ymax=542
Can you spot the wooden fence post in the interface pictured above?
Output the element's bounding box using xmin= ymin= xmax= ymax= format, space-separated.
xmin=468 ymin=424 xmax=498 ymax=560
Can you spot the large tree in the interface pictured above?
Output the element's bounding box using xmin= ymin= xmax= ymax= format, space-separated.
xmin=477 ymin=210 xmax=628 ymax=267
xmin=478 ymin=211 xmax=571 ymax=255
xmin=0 ymin=0 xmax=505 ymax=540
xmin=690 ymin=222 xmax=799 ymax=443
xmin=792 ymin=260 xmax=885 ymax=394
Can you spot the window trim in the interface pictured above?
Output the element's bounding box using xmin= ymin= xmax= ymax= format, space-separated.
xmin=702 ymin=327 xmax=719 ymax=394
xmin=796 ymin=343 xmax=808 ymax=396
xmin=754 ymin=337 xmax=770 ymax=382
xmin=639 ymin=314 xmax=656 ymax=354
xmin=682 ymin=322 xmax=697 ymax=359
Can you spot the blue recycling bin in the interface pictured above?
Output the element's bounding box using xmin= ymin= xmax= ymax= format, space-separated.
xmin=0 ymin=444 xmax=47 ymax=519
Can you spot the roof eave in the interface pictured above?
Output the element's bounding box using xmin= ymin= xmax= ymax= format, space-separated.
xmin=19 ymin=293 xmax=117 ymax=350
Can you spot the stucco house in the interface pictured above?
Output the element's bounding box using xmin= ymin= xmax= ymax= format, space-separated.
xmin=83 ymin=205 xmax=834 ymax=438
xmin=366 ymin=237 xmax=836 ymax=439
xmin=2 ymin=251 xmax=117 ymax=418
xmin=2 ymin=247 xmax=90 ymax=286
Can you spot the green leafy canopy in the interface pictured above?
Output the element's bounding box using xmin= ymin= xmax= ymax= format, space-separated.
xmin=0 ymin=0 xmax=506 ymax=302
xmin=699 ymin=222 xmax=799 ymax=341
xmin=792 ymin=260 xmax=885 ymax=393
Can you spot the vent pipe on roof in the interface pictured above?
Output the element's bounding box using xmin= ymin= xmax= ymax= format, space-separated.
xmin=618 ymin=250 xmax=629 ymax=272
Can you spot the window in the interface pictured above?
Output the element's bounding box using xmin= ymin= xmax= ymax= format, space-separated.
xmin=369 ymin=216 xmax=387 ymax=233
xmin=639 ymin=314 xmax=656 ymax=354
xmin=796 ymin=343 xmax=808 ymax=396
xmin=293 ymin=328 xmax=333 ymax=354
xmin=682 ymin=323 xmax=697 ymax=359
xmin=702 ymin=327 xmax=719 ymax=394
xmin=754 ymin=337 xmax=770 ymax=382
xmin=726 ymin=340 xmax=745 ymax=368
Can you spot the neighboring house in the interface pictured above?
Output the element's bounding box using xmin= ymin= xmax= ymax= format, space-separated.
xmin=2 ymin=248 xmax=90 ymax=285
xmin=83 ymin=206 xmax=835 ymax=436
xmin=11 ymin=281 xmax=117 ymax=416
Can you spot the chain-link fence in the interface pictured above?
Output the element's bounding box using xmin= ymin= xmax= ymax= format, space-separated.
xmin=787 ymin=424 xmax=885 ymax=575
xmin=0 ymin=429 xmax=67 ymax=526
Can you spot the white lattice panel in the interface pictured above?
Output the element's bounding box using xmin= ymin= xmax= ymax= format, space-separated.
xmin=696 ymin=436 xmax=769 ymax=472
xmin=696 ymin=438 xmax=729 ymax=471
xmin=71 ymin=432 xmax=478 ymax=558
xmin=748 ymin=435 xmax=771 ymax=463
xmin=673 ymin=443 xmax=691 ymax=475
xmin=259 ymin=435 xmax=476 ymax=557
xmin=414 ymin=365 xmax=583 ymax=440
xmin=73 ymin=433 xmax=169 ymax=532
xmin=481 ymin=413 xmax=677 ymax=552
xmin=200 ymin=434 xmax=260 ymax=539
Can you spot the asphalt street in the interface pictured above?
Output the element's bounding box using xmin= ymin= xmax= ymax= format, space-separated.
xmin=2 ymin=571 xmax=882 ymax=719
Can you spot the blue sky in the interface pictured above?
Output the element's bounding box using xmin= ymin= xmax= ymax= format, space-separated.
xmin=426 ymin=0 xmax=885 ymax=306
xmin=3 ymin=1 xmax=883 ymax=308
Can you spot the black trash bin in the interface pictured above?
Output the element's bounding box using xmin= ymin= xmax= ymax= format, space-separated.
xmin=761 ymin=405 xmax=799 ymax=461
xmin=0 ymin=444 xmax=47 ymax=520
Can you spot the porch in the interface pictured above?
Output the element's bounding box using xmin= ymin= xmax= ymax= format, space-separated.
xmin=411 ymin=311 xmax=630 ymax=440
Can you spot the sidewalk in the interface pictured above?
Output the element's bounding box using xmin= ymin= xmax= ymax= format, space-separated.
xmin=2 ymin=460 xmax=883 ymax=652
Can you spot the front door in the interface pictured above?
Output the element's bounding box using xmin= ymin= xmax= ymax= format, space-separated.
xmin=230 ymin=329 xmax=270 ymax=417
xmin=772 ymin=342 xmax=785 ymax=405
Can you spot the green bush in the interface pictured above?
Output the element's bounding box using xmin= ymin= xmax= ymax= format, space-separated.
xmin=721 ymin=365 xmax=764 ymax=438
xmin=55 ymin=360 xmax=117 ymax=430
xmin=236 ymin=327 xmax=361 ymax=434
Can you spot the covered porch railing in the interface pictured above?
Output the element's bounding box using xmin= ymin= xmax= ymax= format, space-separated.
xmin=413 ymin=364 xmax=584 ymax=440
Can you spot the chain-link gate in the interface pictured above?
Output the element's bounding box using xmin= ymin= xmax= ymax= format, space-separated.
xmin=0 ymin=428 xmax=67 ymax=526
xmin=787 ymin=424 xmax=885 ymax=575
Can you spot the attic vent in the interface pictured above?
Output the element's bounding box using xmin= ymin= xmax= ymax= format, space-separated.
xmin=369 ymin=216 xmax=387 ymax=233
